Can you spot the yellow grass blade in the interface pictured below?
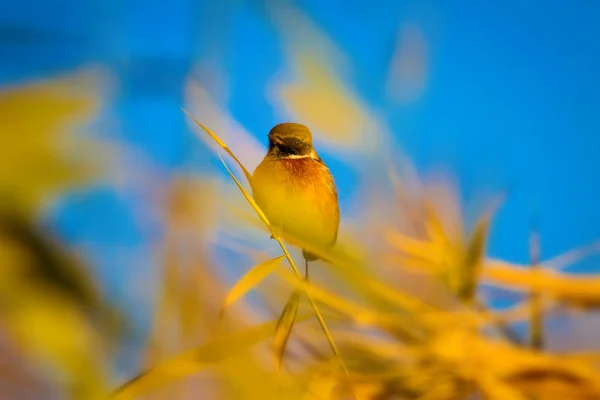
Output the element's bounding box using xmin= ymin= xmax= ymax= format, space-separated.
xmin=423 ymin=203 xmax=451 ymax=246
xmin=384 ymin=230 xmax=442 ymax=266
xmin=274 ymin=269 xmax=416 ymax=339
xmin=217 ymin=153 xmax=271 ymax=229
xmin=483 ymin=260 xmax=600 ymax=308
xmin=274 ymin=290 xmax=301 ymax=373
xmin=111 ymin=316 xmax=309 ymax=399
xmin=458 ymin=211 xmax=492 ymax=302
xmin=477 ymin=374 xmax=529 ymax=400
xmin=0 ymin=69 xmax=104 ymax=212
xmin=276 ymin=268 xmax=366 ymax=318
xmin=303 ymin=374 xmax=337 ymax=400
xmin=223 ymin=255 xmax=285 ymax=309
xmin=182 ymin=109 xmax=253 ymax=184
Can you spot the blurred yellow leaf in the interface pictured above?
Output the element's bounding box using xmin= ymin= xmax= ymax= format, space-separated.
xmin=183 ymin=109 xmax=253 ymax=184
xmin=504 ymin=364 xmax=600 ymax=400
xmin=0 ymin=69 xmax=104 ymax=211
xmin=0 ymin=209 xmax=123 ymax=399
xmin=223 ymin=255 xmax=285 ymax=310
xmin=477 ymin=373 xmax=529 ymax=400
xmin=384 ymin=230 xmax=442 ymax=267
xmin=304 ymin=377 xmax=337 ymax=400
xmin=183 ymin=79 xmax=267 ymax=174
xmin=457 ymin=211 xmax=492 ymax=302
xmin=275 ymin=269 xmax=417 ymax=340
xmin=484 ymin=260 xmax=600 ymax=308
xmin=112 ymin=317 xmax=308 ymax=400
xmin=276 ymin=269 xmax=365 ymax=319
xmin=273 ymin=53 xmax=382 ymax=153
xmin=274 ymin=290 xmax=301 ymax=373
xmin=423 ymin=203 xmax=451 ymax=250
xmin=267 ymin=5 xmax=384 ymax=153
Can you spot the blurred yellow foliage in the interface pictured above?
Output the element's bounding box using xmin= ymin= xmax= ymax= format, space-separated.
xmin=0 ymin=69 xmax=104 ymax=212
xmin=110 ymin=114 xmax=600 ymax=400
xmin=1 ymin=30 xmax=596 ymax=400
xmin=0 ymin=69 xmax=119 ymax=399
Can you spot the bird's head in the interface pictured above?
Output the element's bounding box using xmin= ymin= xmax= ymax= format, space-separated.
xmin=268 ymin=123 xmax=314 ymax=157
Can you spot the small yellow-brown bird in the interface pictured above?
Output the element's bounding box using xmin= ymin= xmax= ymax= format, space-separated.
xmin=252 ymin=123 xmax=339 ymax=278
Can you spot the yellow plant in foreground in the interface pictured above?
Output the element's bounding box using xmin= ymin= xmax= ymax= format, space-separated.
xmin=0 ymin=69 xmax=122 ymax=400
xmin=110 ymin=113 xmax=600 ymax=400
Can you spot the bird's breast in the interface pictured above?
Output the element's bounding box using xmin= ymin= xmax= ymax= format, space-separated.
xmin=251 ymin=157 xmax=339 ymax=249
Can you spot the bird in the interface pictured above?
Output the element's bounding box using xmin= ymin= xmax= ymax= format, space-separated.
xmin=251 ymin=123 xmax=340 ymax=280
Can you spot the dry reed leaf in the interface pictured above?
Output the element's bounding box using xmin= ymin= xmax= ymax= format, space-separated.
xmin=267 ymin=4 xmax=387 ymax=156
xmin=457 ymin=211 xmax=492 ymax=302
xmin=428 ymin=327 xmax=600 ymax=399
xmin=384 ymin=230 xmax=443 ymax=268
xmin=223 ymin=255 xmax=285 ymax=310
xmin=477 ymin=373 xmax=529 ymax=400
xmin=183 ymin=77 xmax=266 ymax=172
xmin=2 ymin=289 xmax=110 ymax=400
xmin=504 ymin=365 xmax=600 ymax=400
xmin=483 ymin=260 xmax=600 ymax=308
xmin=272 ymin=52 xmax=381 ymax=150
xmin=423 ymin=203 xmax=452 ymax=250
xmin=274 ymin=290 xmax=301 ymax=373
xmin=183 ymin=109 xmax=253 ymax=185
xmin=303 ymin=375 xmax=337 ymax=400
xmin=214 ymin=351 xmax=307 ymax=400
xmin=275 ymin=269 xmax=420 ymax=342
xmin=216 ymin=153 xmax=271 ymax=229
xmin=112 ymin=317 xmax=311 ymax=400
xmin=270 ymin=233 xmax=434 ymax=320
xmin=386 ymin=185 xmax=502 ymax=306
xmin=0 ymin=69 xmax=104 ymax=211
xmin=275 ymin=269 xmax=368 ymax=320
xmin=0 ymin=210 xmax=124 ymax=399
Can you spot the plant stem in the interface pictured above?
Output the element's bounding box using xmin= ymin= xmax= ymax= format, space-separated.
xmin=529 ymin=225 xmax=543 ymax=350
xmin=274 ymin=238 xmax=356 ymax=399
xmin=474 ymin=300 xmax=522 ymax=345
xmin=305 ymin=258 xmax=309 ymax=281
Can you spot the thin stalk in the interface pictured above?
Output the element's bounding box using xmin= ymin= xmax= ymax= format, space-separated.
xmin=474 ymin=300 xmax=522 ymax=345
xmin=305 ymin=258 xmax=309 ymax=281
xmin=274 ymin=238 xmax=356 ymax=399
xmin=529 ymin=220 xmax=543 ymax=350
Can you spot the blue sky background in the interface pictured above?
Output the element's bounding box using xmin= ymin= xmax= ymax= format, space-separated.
xmin=2 ymin=0 xmax=600 ymax=365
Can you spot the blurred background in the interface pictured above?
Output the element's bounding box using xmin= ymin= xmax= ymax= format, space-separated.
xmin=2 ymin=0 xmax=600 ymax=399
